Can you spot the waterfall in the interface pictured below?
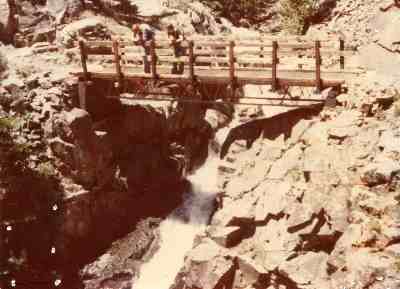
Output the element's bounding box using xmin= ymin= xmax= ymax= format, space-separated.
xmin=134 ymin=129 xmax=228 ymax=289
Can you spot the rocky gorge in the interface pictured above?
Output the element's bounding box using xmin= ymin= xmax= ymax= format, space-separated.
xmin=1 ymin=0 xmax=400 ymax=289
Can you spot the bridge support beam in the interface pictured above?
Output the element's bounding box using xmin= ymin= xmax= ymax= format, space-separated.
xmin=78 ymin=78 xmax=87 ymax=110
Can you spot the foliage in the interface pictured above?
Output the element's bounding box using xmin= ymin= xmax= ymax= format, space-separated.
xmin=0 ymin=116 xmax=62 ymax=220
xmin=200 ymin=0 xmax=272 ymax=26
xmin=278 ymin=0 xmax=318 ymax=34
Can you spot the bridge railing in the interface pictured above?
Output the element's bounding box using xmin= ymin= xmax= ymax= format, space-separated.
xmin=76 ymin=35 xmax=358 ymax=94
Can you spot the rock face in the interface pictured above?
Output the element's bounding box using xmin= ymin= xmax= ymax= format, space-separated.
xmin=172 ymin=106 xmax=400 ymax=289
xmin=220 ymin=104 xmax=324 ymax=159
xmin=80 ymin=218 xmax=161 ymax=289
xmin=49 ymin=108 xmax=116 ymax=189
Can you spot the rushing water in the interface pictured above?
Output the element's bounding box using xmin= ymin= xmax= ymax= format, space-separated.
xmin=134 ymin=129 xmax=229 ymax=289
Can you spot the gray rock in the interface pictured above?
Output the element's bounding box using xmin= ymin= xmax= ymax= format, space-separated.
xmin=49 ymin=137 xmax=75 ymax=166
xmin=183 ymin=240 xmax=234 ymax=289
xmin=322 ymin=87 xmax=339 ymax=108
xmin=375 ymin=10 xmax=400 ymax=52
xmin=361 ymin=157 xmax=400 ymax=186
xmin=47 ymin=0 xmax=83 ymax=24
xmin=267 ymin=144 xmax=302 ymax=179
xmin=218 ymin=161 xmax=236 ymax=174
xmin=61 ymin=108 xmax=116 ymax=188
xmin=233 ymin=256 xmax=267 ymax=289
xmin=378 ymin=130 xmax=400 ymax=154
xmin=280 ymin=252 xmax=330 ymax=286
xmin=209 ymin=226 xmax=242 ymax=247
xmin=58 ymin=17 xmax=107 ymax=48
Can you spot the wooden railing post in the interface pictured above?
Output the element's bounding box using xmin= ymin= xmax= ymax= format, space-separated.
xmin=315 ymin=40 xmax=322 ymax=92
xmin=113 ymin=40 xmax=123 ymax=94
xmin=78 ymin=39 xmax=89 ymax=81
xmin=150 ymin=39 xmax=157 ymax=79
xmin=78 ymin=40 xmax=89 ymax=109
xmin=271 ymin=41 xmax=278 ymax=91
xmin=339 ymin=38 xmax=345 ymax=70
xmin=188 ymin=40 xmax=195 ymax=82
xmin=229 ymin=41 xmax=236 ymax=98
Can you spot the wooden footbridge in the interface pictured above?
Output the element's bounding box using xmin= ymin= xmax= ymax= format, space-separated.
xmin=72 ymin=34 xmax=360 ymax=108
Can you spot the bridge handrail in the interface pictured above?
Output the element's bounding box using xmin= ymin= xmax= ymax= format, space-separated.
xmin=76 ymin=35 xmax=357 ymax=94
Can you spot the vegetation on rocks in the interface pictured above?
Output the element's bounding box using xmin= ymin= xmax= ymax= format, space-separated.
xmin=278 ymin=0 xmax=318 ymax=34
xmin=200 ymin=0 xmax=273 ymax=26
xmin=0 ymin=115 xmax=61 ymax=220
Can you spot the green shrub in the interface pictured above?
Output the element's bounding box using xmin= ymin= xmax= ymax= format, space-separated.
xmin=200 ymin=0 xmax=271 ymax=26
xmin=36 ymin=161 xmax=57 ymax=178
xmin=278 ymin=0 xmax=318 ymax=34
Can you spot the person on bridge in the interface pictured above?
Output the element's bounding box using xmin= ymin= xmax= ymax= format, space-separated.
xmin=167 ymin=24 xmax=185 ymax=75
xmin=132 ymin=23 xmax=155 ymax=74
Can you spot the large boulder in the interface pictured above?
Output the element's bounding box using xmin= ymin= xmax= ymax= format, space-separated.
xmin=51 ymin=108 xmax=116 ymax=188
xmin=47 ymin=0 xmax=83 ymax=24
xmin=58 ymin=17 xmax=110 ymax=48
xmin=177 ymin=240 xmax=235 ymax=289
xmin=361 ymin=157 xmax=400 ymax=186
xmin=373 ymin=9 xmax=400 ymax=53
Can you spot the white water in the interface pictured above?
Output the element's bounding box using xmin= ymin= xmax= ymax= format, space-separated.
xmin=134 ymin=129 xmax=229 ymax=289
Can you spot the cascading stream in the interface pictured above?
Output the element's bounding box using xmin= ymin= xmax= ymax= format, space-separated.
xmin=134 ymin=128 xmax=229 ymax=289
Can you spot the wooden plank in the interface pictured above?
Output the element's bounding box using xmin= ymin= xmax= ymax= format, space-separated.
xmin=271 ymin=41 xmax=278 ymax=91
xmin=82 ymin=40 xmax=355 ymax=56
xmin=129 ymin=34 xmax=344 ymax=42
xmin=195 ymin=56 xmax=229 ymax=63
xmin=155 ymin=48 xmax=174 ymax=56
xmin=236 ymin=57 xmax=273 ymax=64
xmin=122 ymin=64 xmax=273 ymax=71
xmin=122 ymin=54 xmax=189 ymax=63
xmin=111 ymin=95 xmax=322 ymax=107
xmin=77 ymin=65 xmax=360 ymax=79
xmin=157 ymin=56 xmax=190 ymax=63
xmin=121 ymin=52 xmax=144 ymax=61
xmin=232 ymin=49 xmax=355 ymax=57
xmin=121 ymin=49 xmax=354 ymax=61
xmin=315 ymin=40 xmax=322 ymax=92
xmin=120 ymin=46 xmax=145 ymax=53
xmin=81 ymin=36 xmax=349 ymax=50
xmin=78 ymin=40 xmax=89 ymax=80
xmin=114 ymin=95 xmax=324 ymax=107
xmin=85 ymin=46 xmax=113 ymax=55
xmin=71 ymin=70 xmax=345 ymax=88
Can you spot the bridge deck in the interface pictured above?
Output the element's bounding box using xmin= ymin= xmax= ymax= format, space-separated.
xmin=73 ymin=65 xmax=350 ymax=87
